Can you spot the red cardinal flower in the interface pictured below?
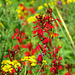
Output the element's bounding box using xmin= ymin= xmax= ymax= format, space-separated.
xmin=37 ymin=54 xmax=43 ymax=64
xmin=28 ymin=69 xmax=32 ymax=74
xmin=58 ymin=65 xmax=63 ymax=70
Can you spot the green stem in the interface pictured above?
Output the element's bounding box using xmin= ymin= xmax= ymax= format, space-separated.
xmin=52 ymin=12 xmax=73 ymax=51
xmin=37 ymin=63 xmax=44 ymax=75
xmin=24 ymin=62 xmax=27 ymax=75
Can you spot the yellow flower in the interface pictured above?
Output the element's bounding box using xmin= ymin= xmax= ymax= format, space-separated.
xmin=73 ymin=0 xmax=75 ymax=2
xmin=53 ymin=2 xmax=57 ymax=5
xmin=1 ymin=60 xmax=21 ymax=73
xmin=16 ymin=9 xmax=22 ymax=14
xmin=31 ymin=0 xmax=35 ymax=4
xmin=31 ymin=55 xmax=36 ymax=59
xmin=21 ymin=58 xmax=25 ymax=61
xmin=9 ymin=68 xmax=13 ymax=73
xmin=21 ymin=55 xmax=36 ymax=66
xmin=6 ymin=60 xmax=12 ymax=64
xmin=19 ymin=6 xmax=23 ymax=10
xmin=1 ymin=60 xmax=7 ymax=64
xmin=2 ymin=65 xmax=12 ymax=72
xmin=12 ymin=60 xmax=17 ymax=64
xmin=28 ymin=56 xmax=36 ymax=63
xmin=34 ymin=13 xmax=39 ymax=17
xmin=5 ymin=0 xmax=8 ymax=2
xmin=21 ymin=56 xmax=29 ymax=61
xmin=27 ymin=13 xmax=40 ymax=23
xmin=1 ymin=65 xmax=3 ymax=68
xmin=12 ymin=60 xmax=21 ymax=68
xmin=27 ymin=16 xmax=35 ymax=23
xmin=50 ymin=6 xmax=53 ymax=9
xmin=67 ymin=0 xmax=72 ymax=3
xmin=43 ymin=60 xmax=47 ymax=64
xmin=24 ymin=56 xmax=29 ymax=60
xmin=62 ymin=1 xmax=66 ymax=4
xmin=1 ymin=60 xmax=12 ymax=65
xmin=38 ymin=5 xmax=43 ymax=10
xmin=44 ymin=3 xmax=48 ymax=7
xmin=0 ymin=3 xmax=1 ymax=7
xmin=9 ymin=1 xmax=12 ymax=5
xmin=29 ymin=58 xmax=36 ymax=63
xmin=31 ymin=63 xmax=36 ymax=66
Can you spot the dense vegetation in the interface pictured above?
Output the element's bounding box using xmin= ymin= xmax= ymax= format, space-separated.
xmin=0 ymin=0 xmax=75 ymax=75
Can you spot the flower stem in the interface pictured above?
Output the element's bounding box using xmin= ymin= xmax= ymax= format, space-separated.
xmin=37 ymin=63 xmax=44 ymax=75
xmin=24 ymin=62 xmax=27 ymax=75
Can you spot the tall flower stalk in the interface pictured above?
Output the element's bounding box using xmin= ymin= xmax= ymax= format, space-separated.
xmin=33 ymin=8 xmax=63 ymax=75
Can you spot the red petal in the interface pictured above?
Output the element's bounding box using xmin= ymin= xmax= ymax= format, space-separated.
xmin=4 ymin=55 xmax=9 ymax=58
xmin=21 ymin=44 xmax=27 ymax=48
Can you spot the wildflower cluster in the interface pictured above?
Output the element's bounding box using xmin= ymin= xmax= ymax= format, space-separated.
xmin=43 ymin=0 xmax=75 ymax=10
xmin=21 ymin=55 xmax=36 ymax=66
xmin=16 ymin=4 xmax=36 ymax=25
xmin=33 ymin=8 xmax=63 ymax=74
xmin=16 ymin=3 xmax=28 ymax=20
xmin=12 ymin=28 xmax=26 ymax=43
xmin=64 ymin=63 xmax=75 ymax=75
xmin=1 ymin=29 xmax=26 ymax=74
xmin=57 ymin=0 xmax=75 ymax=5
xmin=27 ymin=13 xmax=39 ymax=23
xmin=64 ymin=0 xmax=75 ymax=3
xmin=1 ymin=1 xmax=75 ymax=75
xmin=37 ymin=54 xmax=47 ymax=65
xmin=1 ymin=60 xmax=21 ymax=74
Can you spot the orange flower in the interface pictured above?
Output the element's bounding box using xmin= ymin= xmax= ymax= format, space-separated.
xmin=51 ymin=32 xmax=59 ymax=38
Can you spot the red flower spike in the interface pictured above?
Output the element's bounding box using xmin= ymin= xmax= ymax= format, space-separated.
xmin=32 ymin=30 xmax=37 ymax=34
xmin=32 ymin=11 xmax=36 ymax=14
xmin=2 ymin=71 xmax=5 ymax=75
xmin=65 ymin=72 xmax=71 ymax=75
xmin=23 ymin=7 xmax=26 ymax=11
xmin=35 ymin=45 xmax=40 ymax=51
xmin=29 ymin=7 xmax=36 ymax=14
xmin=21 ymin=44 xmax=27 ymax=48
xmin=19 ymin=4 xmax=23 ymax=7
xmin=37 ymin=54 xmax=43 ymax=63
xmin=58 ymin=65 xmax=63 ymax=70
xmin=20 ymin=16 xmax=24 ymax=20
xmin=4 ymin=49 xmax=19 ymax=61
xmin=58 ymin=56 xmax=62 ymax=61
xmin=23 ymin=62 xmax=26 ymax=65
xmin=15 ymin=29 xmax=18 ymax=32
xmin=13 ymin=45 xmax=20 ymax=50
xmin=28 ymin=70 xmax=32 ymax=74
xmin=12 ymin=33 xmax=18 ymax=39
xmin=45 ymin=65 xmax=49 ymax=68
xmin=32 ymin=49 xmax=37 ymax=55
xmin=52 ymin=59 xmax=57 ymax=63
xmin=30 ymin=7 xmax=34 ymax=11
xmin=50 ymin=67 xmax=57 ymax=74
xmin=25 ymin=51 xmax=30 ymax=56
xmin=47 ymin=8 xmax=52 ymax=14
xmin=32 ymin=8 xmax=63 ymax=75
xmin=18 ymin=67 xmax=22 ymax=71
xmin=42 ymin=37 xmax=49 ymax=44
